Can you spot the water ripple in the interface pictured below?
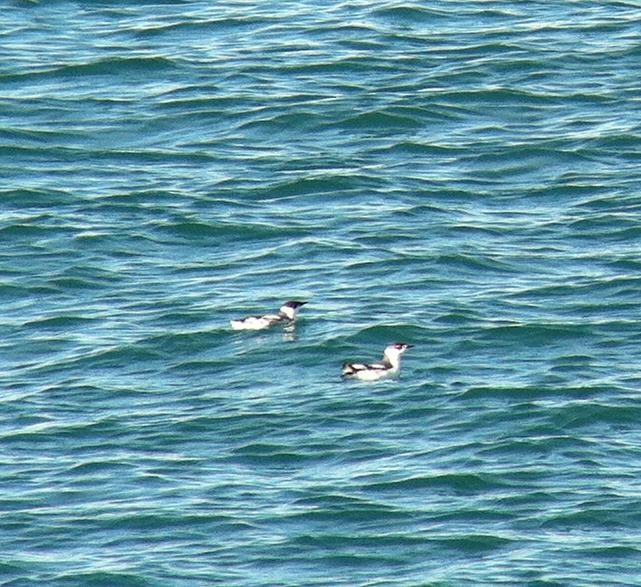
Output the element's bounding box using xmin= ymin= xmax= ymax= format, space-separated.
xmin=2 ymin=0 xmax=641 ymax=585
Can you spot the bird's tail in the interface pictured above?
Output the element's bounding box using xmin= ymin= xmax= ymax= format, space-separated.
xmin=341 ymin=363 xmax=355 ymax=378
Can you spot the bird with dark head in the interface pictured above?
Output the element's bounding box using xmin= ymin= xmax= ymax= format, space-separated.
xmin=230 ymin=301 xmax=307 ymax=331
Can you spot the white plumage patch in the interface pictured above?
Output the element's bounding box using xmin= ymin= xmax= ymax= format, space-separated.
xmin=230 ymin=314 xmax=282 ymax=330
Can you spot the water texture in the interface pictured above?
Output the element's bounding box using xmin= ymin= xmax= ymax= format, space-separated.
xmin=2 ymin=1 xmax=641 ymax=585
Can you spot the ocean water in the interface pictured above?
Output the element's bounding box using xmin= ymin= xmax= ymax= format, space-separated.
xmin=2 ymin=1 xmax=641 ymax=585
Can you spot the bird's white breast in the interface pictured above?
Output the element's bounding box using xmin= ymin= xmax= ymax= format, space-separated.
xmin=351 ymin=368 xmax=392 ymax=381
xmin=230 ymin=315 xmax=278 ymax=330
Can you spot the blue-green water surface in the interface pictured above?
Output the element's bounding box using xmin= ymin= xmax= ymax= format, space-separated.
xmin=2 ymin=1 xmax=641 ymax=585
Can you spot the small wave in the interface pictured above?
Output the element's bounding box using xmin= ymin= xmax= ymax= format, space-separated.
xmin=271 ymin=174 xmax=368 ymax=198
xmin=286 ymin=501 xmax=411 ymax=523
xmin=374 ymin=140 xmax=465 ymax=158
xmin=365 ymin=472 xmax=507 ymax=493
xmin=294 ymin=532 xmax=428 ymax=549
xmin=130 ymin=16 xmax=265 ymax=38
xmin=230 ymin=442 xmax=325 ymax=465
xmin=0 ymin=222 xmax=53 ymax=238
xmin=582 ymin=545 xmax=641 ymax=559
xmin=566 ymin=217 xmax=641 ymax=241
xmin=372 ymin=5 xmax=449 ymax=22
xmin=574 ymin=193 xmax=641 ymax=213
xmin=63 ymin=459 xmax=137 ymax=476
xmin=23 ymin=315 xmax=98 ymax=330
xmin=237 ymin=111 xmax=327 ymax=135
xmin=539 ymin=507 xmax=628 ymax=530
xmin=475 ymin=322 xmax=594 ymax=346
xmin=1 ymin=415 xmax=121 ymax=445
xmin=432 ymin=534 xmax=514 ymax=554
xmin=429 ymin=87 xmax=560 ymax=107
xmin=50 ymin=571 xmax=150 ymax=587
xmin=341 ymin=323 xmax=432 ymax=349
xmin=0 ymin=187 xmax=76 ymax=208
xmin=0 ymin=56 xmax=178 ymax=86
xmin=153 ymin=220 xmax=308 ymax=241
xmin=436 ymin=252 xmax=518 ymax=274
xmin=336 ymin=110 xmax=422 ymax=131
xmin=550 ymin=402 xmax=641 ymax=428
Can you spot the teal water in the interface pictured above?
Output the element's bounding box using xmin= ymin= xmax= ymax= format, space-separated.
xmin=2 ymin=1 xmax=641 ymax=585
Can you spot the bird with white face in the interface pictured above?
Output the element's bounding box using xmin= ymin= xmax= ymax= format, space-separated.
xmin=341 ymin=342 xmax=413 ymax=381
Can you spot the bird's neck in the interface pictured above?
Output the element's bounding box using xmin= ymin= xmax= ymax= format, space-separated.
xmin=383 ymin=352 xmax=401 ymax=371
xmin=279 ymin=307 xmax=296 ymax=320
